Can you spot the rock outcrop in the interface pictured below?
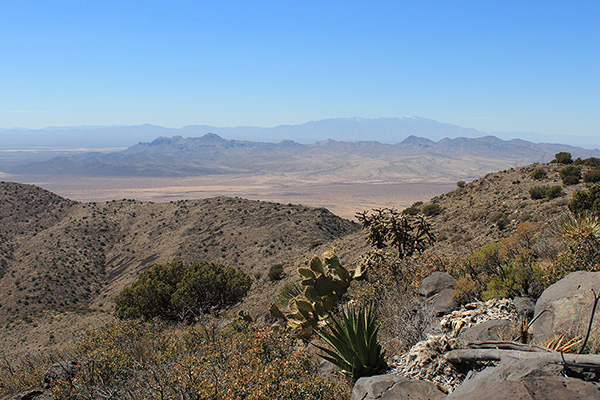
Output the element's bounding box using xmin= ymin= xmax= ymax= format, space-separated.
xmin=531 ymin=271 xmax=600 ymax=343
xmin=350 ymin=374 xmax=446 ymax=400
xmin=418 ymin=272 xmax=459 ymax=317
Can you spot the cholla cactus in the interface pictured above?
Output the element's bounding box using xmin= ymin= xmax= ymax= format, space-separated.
xmin=356 ymin=208 xmax=435 ymax=258
xmin=270 ymin=250 xmax=364 ymax=337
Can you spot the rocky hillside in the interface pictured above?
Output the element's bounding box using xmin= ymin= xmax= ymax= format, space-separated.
xmin=426 ymin=162 xmax=586 ymax=255
xmin=0 ymin=182 xmax=358 ymax=323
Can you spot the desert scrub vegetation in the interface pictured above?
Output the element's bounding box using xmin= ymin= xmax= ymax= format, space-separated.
xmin=569 ymin=184 xmax=600 ymax=217
xmin=530 ymin=167 xmax=547 ymax=180
xmin=529 ymin=185 xmax=563 ymax=200
xmin=114 ymin=260 xmax=252 ymax=322
xmin=583 ymin=167 xmax=600 ymax=183
xmin=2 ymin=319 xmax=349 ymax=399
xmin=560 ymin=165 xmax=582 ymax=186
xmin=554 ymin=151 xmax=573 ymax=165
xmin=441 ymin=222 xmax=549 ymax=302
xmin=0 ymin=352 xmax=67 ymax=396
xmin=267 ymin=262 xmax=285 ymax=281
xmin=546 ymin=214 xmax=600 ymax=281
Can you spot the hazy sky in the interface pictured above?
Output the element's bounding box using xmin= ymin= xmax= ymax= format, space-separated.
xmin=1 ymin=0 xmax=598 ymax=136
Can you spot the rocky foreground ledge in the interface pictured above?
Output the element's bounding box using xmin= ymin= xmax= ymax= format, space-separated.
xmin=351 ymin=271 xmax=600 ymax=400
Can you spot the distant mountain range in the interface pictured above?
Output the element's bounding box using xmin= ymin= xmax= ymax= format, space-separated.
xmin=8 ymin=133 xmax=600 ymax=182
xmin=1 ymin=117 xmax=599 ymax=150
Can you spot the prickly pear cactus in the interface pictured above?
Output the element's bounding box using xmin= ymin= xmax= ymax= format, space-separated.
xmin=270 ymin=250 xmax=364 ymax=337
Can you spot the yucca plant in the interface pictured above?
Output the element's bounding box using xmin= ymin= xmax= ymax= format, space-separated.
xmin=314 ymin=304 xmax=387 ymax=380
xmin=559 ymin=214 xmax=600 ymax=271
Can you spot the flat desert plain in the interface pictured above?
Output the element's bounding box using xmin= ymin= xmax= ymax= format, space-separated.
xmin=7 ymin=173 xmax=455 ymax=219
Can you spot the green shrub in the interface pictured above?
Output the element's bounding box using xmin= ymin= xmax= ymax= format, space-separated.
xmin=569 ymin=184 xmax=600 ymax=217
xmin=555 ymin=152 xmax=573 ymax=164
xmin=560 ymin=165 xmax=582 ymax=185
xmin=482 ymin=256 xmax=546 ymax=300
xmin=583 ymin=167 xmax=600 ymax=183
xmin=114 ymin=261 xmax=252 ymax=322
xmin=422 ymin=203 xmax=442 ymax=216
xmin=546 ymin=185 xmax=564 ymax=199
xmin=584 ymin=157 xmax=600 ymax=167
xmin=456 ymin=181 xmax=466 ymax=188
xmin=315 ymin=304 xmax=387 ymax=380
xmin=268 ymin=263 xmax=285 ymax=281
xmin=529 ymin=185 xmax=548 ymax=200
xmin=401 ymin=201 xmax=423 ymax=216
xmin=530 ymin=167 xmax=547 ymax=180
xmin=532 ymin=185 xmax=564 ymax=200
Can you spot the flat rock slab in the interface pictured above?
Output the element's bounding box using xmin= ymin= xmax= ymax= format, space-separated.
xmin=458 ymin=319 xmax=513 ymax=342
xmin=448 ymin=376 xmax=600 ymax=400
xmin=351 ymin=374 xmax=446 ymax=400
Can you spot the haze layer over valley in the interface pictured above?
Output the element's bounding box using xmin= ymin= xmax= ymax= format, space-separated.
xmin=3 ymin=118 xmax=599 ymax=218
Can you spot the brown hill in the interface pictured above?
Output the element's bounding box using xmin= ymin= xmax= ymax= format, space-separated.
xmin=1 ymin=159 xmax=596 ymax=356
xmin=0 ymin=183 xmax=358 ymax=325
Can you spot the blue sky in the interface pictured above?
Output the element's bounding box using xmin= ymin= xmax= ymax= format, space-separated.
xmin=1 ymin=0 xmax=598 ymax=137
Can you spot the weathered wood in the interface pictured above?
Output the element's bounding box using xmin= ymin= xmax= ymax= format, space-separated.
xmin=466 ymin=341 xmax=553 ymax=353
xmin=445 ymin=348 xmax=600 ymax=371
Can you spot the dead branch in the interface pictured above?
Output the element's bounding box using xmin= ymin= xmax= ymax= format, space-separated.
xmin=445 ymin=348 xmax=600 ymax=371
xmin=465 ymin=340 xmax=553 ymax=353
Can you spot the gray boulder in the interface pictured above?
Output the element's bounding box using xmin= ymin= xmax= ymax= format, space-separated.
xmin=351 ymin=374 xmax=446 ymax=400
xmin=531 ymin=271 xmax=600 ymax=343
xmin=426 ymin=289 xmax=459 ymax=317
xmin=447 ymin=357 xmax=564 ymax=399
xmin=419 ymin=272 xmax=456 ymax=298
xmin=513 ymin=296 xmax=535 ymax=319
xmin=447 ymin=376 xmax=600 ymax=400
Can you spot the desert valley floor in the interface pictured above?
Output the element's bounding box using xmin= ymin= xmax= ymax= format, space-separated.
xmin=8 ymin=174 xmax=455 ymax=219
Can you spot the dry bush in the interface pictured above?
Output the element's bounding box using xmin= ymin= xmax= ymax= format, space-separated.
xmin=0 ymin=352 xmax=66 ymax=397
xmin=350 ymin=252 xmax=437 ymax=357
xmin=49 ymin=318 xmax=350 ymax=400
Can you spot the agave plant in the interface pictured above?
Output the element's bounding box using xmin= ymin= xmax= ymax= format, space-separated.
xmin=314 ymin=304 xmax=387 ymax=379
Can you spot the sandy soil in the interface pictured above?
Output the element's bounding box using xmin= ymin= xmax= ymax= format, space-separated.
xmin=5 ymin=174 xmax=455 ymax=219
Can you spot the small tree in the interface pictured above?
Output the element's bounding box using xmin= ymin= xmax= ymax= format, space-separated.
xmin=555 ymin=152 xmax=573 ymax=164
xmin=115 ymin=261 xmax=252 ymax=322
